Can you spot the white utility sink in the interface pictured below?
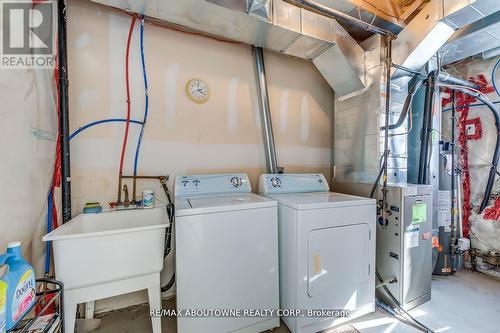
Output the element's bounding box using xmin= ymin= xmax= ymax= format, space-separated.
xmin=43 ymin=207 xmax=169 ymax=333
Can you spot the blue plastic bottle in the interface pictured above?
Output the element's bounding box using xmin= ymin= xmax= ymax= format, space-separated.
xmin=0 ymin=242 xmax=36 ymax=331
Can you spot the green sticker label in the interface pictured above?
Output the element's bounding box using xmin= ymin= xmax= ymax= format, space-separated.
xmin=432 ymin=130 xmax=438 ymax=143
xmin=412 ymin=202 xmax=427 ymax=224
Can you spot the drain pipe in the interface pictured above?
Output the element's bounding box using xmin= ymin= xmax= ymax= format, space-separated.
xmin=58 ymin=0 xmax=71 ymax=223
xmin=418 ymin=70 xmax=438 ymax=184
xmin=252 ymin=46 xmax=278 ymax=174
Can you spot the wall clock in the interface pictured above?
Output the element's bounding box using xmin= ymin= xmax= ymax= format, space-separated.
xmin=186 ymin=79 xmax=210 ymax=103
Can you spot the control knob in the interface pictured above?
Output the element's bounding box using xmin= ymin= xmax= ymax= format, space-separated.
xmin=270 ymin=177 xmax=281 ymax=188
xmin=231 ymin=177 xmax=242 ymax=188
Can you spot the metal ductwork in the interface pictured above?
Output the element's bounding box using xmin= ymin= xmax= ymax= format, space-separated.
xmin=440 ymin=9 xmax=500 ymax=65
xmin=392 ymin=0 xmax=500 ymax=77
xmin=90 ymin=0 xmax=367 ymax=97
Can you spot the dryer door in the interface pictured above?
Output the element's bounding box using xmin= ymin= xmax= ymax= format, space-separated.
xmin=307 ymin=223 xmax=370 ymax=299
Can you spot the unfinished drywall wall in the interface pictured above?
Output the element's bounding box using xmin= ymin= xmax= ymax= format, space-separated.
xmin=0 ymin=68 xmax=57 ymax=273
xmin=66 ymin=0 xmax=334 ymax=312
xmin=443 ymin=57 xmax=500 ymax=255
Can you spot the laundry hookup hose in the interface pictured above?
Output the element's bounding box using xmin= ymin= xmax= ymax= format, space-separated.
xmin=160 ymin=178 xmax=176 ymax=293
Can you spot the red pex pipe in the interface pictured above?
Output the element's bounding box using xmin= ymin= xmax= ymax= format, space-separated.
xmin=119 ymin=16 xmax=137 ymax=177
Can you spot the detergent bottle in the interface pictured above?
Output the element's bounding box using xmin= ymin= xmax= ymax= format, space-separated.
xmin=0 ymin=242 xmax=36 ymax=331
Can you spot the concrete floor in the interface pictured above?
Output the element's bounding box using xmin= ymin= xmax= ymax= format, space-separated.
xmin=89 ymin=270 xmax=499 ymax=333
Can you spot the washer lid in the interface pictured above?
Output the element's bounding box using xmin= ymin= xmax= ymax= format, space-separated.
xmin=175 ymin=193 xmax=276 ymax=216
xmin=265 ymin=191 xmax=375 ymax=210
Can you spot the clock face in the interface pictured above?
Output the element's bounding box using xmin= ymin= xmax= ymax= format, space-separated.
xmin=186 ymin=79 xmax=210 ymax=103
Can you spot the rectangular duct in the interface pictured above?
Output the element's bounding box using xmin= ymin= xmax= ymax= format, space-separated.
xmin=90 ymin=0 xmax=368 ymax=97
xmin=391 ymin=0 xmax=455 ymax=78
xmin=392 ymin=0 xmax=500 ymax=78
xmin=440 ymin=1 xmax=500 ymax=65
xmin=249 ymin=0 xmax=272 ymax=21
xmin=333 ymin=35 xmax=383 ymax=182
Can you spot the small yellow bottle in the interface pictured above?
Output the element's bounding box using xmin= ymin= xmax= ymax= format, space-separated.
xmin=0 ymin=271 xmax=7 ymax=333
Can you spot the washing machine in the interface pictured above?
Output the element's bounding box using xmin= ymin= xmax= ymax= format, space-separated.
xmin=259 ymin=173 xmax=376 ymax=333
xmin=175 ymin=173 xmax=280 ymax=333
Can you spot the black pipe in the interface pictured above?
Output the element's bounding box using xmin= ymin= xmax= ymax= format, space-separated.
xmin=58 ymin=0 xmax=71 ymax=223
xmin=450 ymin=86 xmax=500 ymax=212
xmin=381 ymin=69 xmax=474 ymax=134
xmin=418 ymin=71 xmax=438 ymax=184
xmin=381 ymin=77 xmax=426 ymax=131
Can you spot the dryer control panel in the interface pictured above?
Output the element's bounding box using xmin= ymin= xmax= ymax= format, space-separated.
xmin=175 ymin=173 xmax=251 ymax=197
xmin=258 ymin=173 xmax=329 ymax=194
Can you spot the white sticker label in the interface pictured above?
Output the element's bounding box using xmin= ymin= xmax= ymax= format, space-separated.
xmin=404 ymin=186 xmax=418 ymax=197
xmin=466 ymin=124 xmax=476 ymax=136
xmin=405 ymin=225 xmax=420 ymax=248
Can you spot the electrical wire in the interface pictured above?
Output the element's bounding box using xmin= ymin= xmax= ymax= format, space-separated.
xmin=433 ymin=128 xmax=497 ymax=169
xmin=133 ymin=16 xmax=149 ymax=177
xmin=469 ymin=230 xmax=497 ymax=250
xmin=434 ymin=127 xmax=500 ymax=180
xmin=69 ymin=119 xmax=143 ymax=140
xmin=119 ymin=15 xmax=136 ymax=181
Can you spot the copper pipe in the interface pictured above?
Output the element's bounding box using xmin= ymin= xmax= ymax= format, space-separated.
xmin=116 ymin=175 xmax=169 ymax=205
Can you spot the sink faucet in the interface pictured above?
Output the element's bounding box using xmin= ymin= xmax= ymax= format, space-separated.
xmin=123 ymin=184 xmax=130 ymax=207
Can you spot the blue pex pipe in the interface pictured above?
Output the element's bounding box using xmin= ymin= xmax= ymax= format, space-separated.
xmin=133 ymin=17 xmax=149 ymax=176
xmin=45 ymin=189 xmax=53 ymax=274
xmin=69 ymin=119 xmax=143 ymax=140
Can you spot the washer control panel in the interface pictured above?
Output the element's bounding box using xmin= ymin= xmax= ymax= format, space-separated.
xmin=258 ymin=174 xmax=329 ymax=194
xmin=175 ymin=173 xmax=251 ymax=197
